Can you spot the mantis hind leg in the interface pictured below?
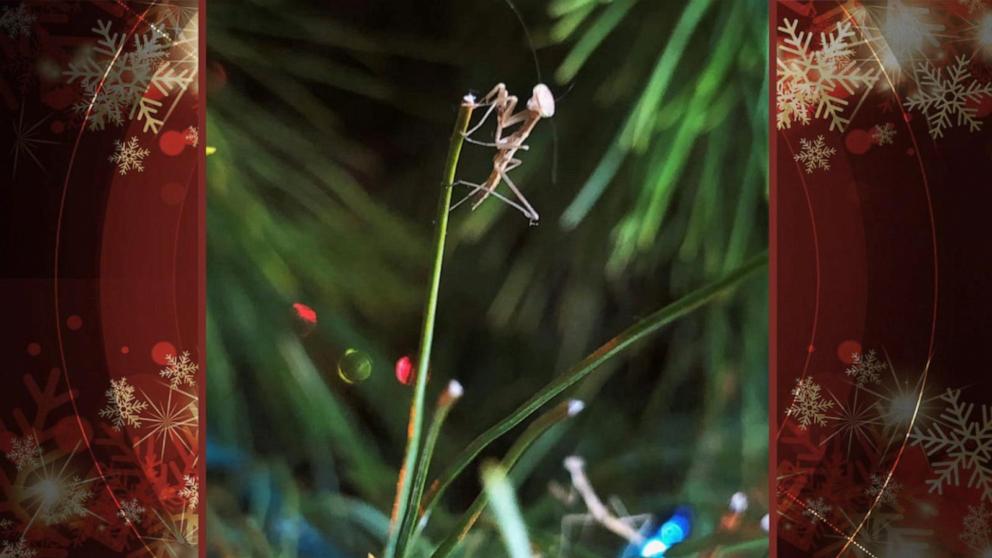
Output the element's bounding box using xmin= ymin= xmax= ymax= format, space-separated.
xmin=452 ymin=180 xmax=531 ymax=218
xmin=496 ymin=162 xmax=539 ymax=224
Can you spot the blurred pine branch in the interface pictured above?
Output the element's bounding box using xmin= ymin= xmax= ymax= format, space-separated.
xmin=206 ymin=0 xmax=768 ymax=556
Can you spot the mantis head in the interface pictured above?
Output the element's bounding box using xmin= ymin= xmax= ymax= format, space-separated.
xmin=527 ymin=84 xmax=555 ymax=118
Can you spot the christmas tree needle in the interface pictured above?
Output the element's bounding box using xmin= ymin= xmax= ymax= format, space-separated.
xmin=383 ymin=95 xmax=475 ymax=558
xmin=480 ymin=462 xmax=531 ymax=558
xmin=419 ymin=250 xmax=767 ymax=520
xmin=396 ymin=381 xmax=464 ymax=558
xmin=429 ymin=400 xmax=584 ymax=558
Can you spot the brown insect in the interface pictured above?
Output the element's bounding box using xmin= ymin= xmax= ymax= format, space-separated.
xmin=452 ymin=82 xmax=555 ymax=224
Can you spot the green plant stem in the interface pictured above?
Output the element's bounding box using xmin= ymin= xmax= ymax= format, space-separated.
xmin=419 ymin=250 xmax=767 ymax=522
xmin=384 ymin=96 xmax=475 ymax=558
xmin=480 ymin=462 xmax=531 ymax=558
xmin=396 ymin=386 xmax=462 ymax=557
xmin=428 ymin=401 xmax=578 ymax=558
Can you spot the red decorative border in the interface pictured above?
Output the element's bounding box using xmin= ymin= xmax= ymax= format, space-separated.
xmin=1 ymin=2 xmax=203 ymax=556
xmin=774 ymin=1 xmax=992 ymax=556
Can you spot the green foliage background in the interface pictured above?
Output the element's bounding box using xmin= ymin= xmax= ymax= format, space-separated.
xmin=205 ymin=0 xmax=769 ymax=556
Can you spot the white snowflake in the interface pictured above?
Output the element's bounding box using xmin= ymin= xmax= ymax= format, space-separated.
xmin=179 ymin=474 xmax=198 ymax=511
xmin=962 ymin=503 xmax=992 ymax=552
xmin=777 ymin=86 xmax=812 ymax=128
xmin=786 ymin=377 xmax=834 ymax=429
xmin=63 ymin=20 xmax=193 ymax=132
xmin=793 ymin=135 xmax=836 ymax=174
xmin=846 ymin=350 xmax=885 ymax=387
xmin=0 ymin=4 xmax=34 ymax=38
xmin=109 ymin=136 xmax=150 ymax=175
xmin=871 ymin=123 xmax=897 ymax=146
xmin=99 ymin=378 xmax=149 ymax=430
xmin=0 ymin=539 xmax=35 ymax=558
xmin=777 ymin=18 xmax=878 ymax=131
xmin=802 ymin=497 xmax=831 ymax=524
xmin=865 ymin=474 xmax=900 ymax=506
xmin=117 ymin=498 xmax=145 ymax=525
xmin=912 ymin=388 xmax=992 ymax=501
xmin=161 ymin=351 xmax=197 ymax=388
xmin=904 ymin=55 xmax=992 ymax=139
xmin=5 ymin=436 xmax=39 ymax=471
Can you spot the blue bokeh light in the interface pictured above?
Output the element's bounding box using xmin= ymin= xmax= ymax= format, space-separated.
xmin=638 ymin=507 xmax=692 ymax=557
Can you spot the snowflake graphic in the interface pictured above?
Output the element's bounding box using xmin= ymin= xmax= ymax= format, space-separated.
xmin=117 ymin=498 xmax=145 ymax=525
xmin=64 ymin=21 xmax=167 ymax=131
xmin=962 ymin=503 xmax=992 ymax=552
xmin=179 ymin=474 xmax=198 ymax=511
xmin=63 ymin=20 xmax=194 ymax=132
xmin=802 ymin=497 xmax=831 ymax=524
xmin=109 ymin=136 xmax=150 ymax=175
xmin=865 ymin=474 xmax=900 ymax=506
xmin=0 ymin=4 xmax=34 ymax=38
xmin=912 ymin=388 xmax=992 ymax=501
xmin=161 ymin=351 xmax=197 ymax=388
xmin=786 ymin=377 xmax=834 ymax=429
xmin=99 ymin=377 xmax=149 ymax=430
xmin=777 ymin=18 xmax=878 ymax=130
xmin=0 ymin=539 xmax=35 ymax=558
xmin=846 ymin=350 xmax=885 ymax=387
xmin=904 ymin=55 xmax=992 ymax=139
xmin=871 ymin=123 xmax=897 ymax=146
xmin=793 ymin=135 xmax=836 ymax=174
xmin=5 ymin=436 xmax=39 ymax=471
xmin=777 ymin=86 xmax=812 ymax=129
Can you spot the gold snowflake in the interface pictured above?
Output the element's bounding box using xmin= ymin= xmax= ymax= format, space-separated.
xmin=160 ymin=351 xmax=197 ymax=388
xmin=178 ymin=475 xmax=198 ymax=511
xmin=99 ymin=377 xmax=149 ymax=430
xmin=777 ymin=18 xmax=878 ymax=131
xmin=905 ymin=55 xmax=992 ymax=139
xmin=786 ymin=377 xmax=834 ymax=429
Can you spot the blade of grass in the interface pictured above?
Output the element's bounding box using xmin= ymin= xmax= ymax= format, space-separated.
xmin=554 ymin=0 xmax=636 ymax=83
xmin=481 ymin=462 xmax=531 ymax=558
xmin=420 ymin=250 xmax=767 ymax=523
xmin=559 ymin=0 xmax=714 ymax=229
xmin=396 ymin=381 xmax=465 ymax=558
xmin=383 ymin=95 xmax=475 ymax=558
xmin=428 ymin=400 xmax=584 ymax=558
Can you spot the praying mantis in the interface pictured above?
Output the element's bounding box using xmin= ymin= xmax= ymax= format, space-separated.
xmin=452 ymin=82 xmax=555 ymax=225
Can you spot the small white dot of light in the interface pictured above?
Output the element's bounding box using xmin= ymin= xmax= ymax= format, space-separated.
xmin=887 ymin=394 xmax=917 ymax=425
xmin=567 ymin=399 xmax=585 ymax=416
xmin=729 ymin=492 xmax=748 ymax=513
xmin=31 ymin=477 xmax=62 ymax=509
xmin=640 ymin=540 xmax=668 ymax=557
xmin=761 ymin=514 xmax=770 ymax=532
